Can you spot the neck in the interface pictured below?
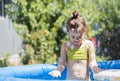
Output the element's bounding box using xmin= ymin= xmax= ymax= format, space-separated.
xmin=70 ymin=40 xmax=82 ymax=48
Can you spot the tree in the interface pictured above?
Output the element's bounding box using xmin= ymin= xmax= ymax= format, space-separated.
xmin=95 ymin=0 xmax=120 ymax=60
xmin=5 ymin=0 xmax=120 ymax=64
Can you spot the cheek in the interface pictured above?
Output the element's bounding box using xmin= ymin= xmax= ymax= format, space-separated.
xmin=69 ymin=37 xmax=74 ymax=40
xmin=78 ymin=33 xmax=83 ymax=38
xmin=69 ymin=37 xmax=75 ymax=42
xmin=78 ymin=32 xmax=84 ymax=38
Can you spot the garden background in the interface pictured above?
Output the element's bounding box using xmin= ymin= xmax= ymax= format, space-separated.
xmin=0 ymin=0 xmax=120 ymax=66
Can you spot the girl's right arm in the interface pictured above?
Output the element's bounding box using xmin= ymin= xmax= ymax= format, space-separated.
xmin=49 ymin=43 xmax=67 ymax=77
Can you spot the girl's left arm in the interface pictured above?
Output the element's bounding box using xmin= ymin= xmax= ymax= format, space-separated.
xmin=88 ymin=41 xmax=101 ymax=73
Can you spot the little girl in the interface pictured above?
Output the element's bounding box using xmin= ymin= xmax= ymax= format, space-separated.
xmin=49 ymin=11 xmax=101 ymax=81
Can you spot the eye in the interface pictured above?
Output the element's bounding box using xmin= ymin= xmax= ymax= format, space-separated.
xmin=78 ymin=34 xmax=81 ymax=38
xmin=71 ymin=35 xmax=75 ymax=39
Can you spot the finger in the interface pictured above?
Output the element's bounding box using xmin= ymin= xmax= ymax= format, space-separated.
xmin=58 ymin=73 xmax=61 ymax=77
xmin=49 ymin=71 xmax=56 ymax=77
xmin=92 ymin=66 xmax=99 ymax=73
xmin=48 ymin=71 xmax=53 ymax=75
xmin=52 ymin=73 xmax=59 ymax=78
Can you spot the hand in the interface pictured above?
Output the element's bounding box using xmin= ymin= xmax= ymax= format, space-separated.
xmin=92 ymin=66 xmax=104 ymax=73
xmin=49 ymin=70 xmax=61 ymax=78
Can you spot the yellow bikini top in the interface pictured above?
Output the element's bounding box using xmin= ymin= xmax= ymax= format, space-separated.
xmin=66 ymin=42 xmax=89 ymax=60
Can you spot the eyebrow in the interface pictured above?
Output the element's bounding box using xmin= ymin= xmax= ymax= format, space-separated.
xmin=70 ymin=32 xmax=81 ymax=36
xmin=71 ymin=30 xmax=82 ymax=34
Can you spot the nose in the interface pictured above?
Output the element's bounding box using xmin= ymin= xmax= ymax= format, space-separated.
xmin=76 ymin=37 xmax=80 ymax=40
xmin=74 ymin=36 xmax=80 ymax=41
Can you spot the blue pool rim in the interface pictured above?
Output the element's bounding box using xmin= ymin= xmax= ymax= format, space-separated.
xmin=0 ymin=60 xmax=120 ymax=81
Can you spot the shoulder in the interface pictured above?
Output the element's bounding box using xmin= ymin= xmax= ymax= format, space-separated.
xmin=83 ymin=39 xmax=94 ymax=48
xmin=60 ymin=42 xmax=69 ymax=53
xmin=62 ymin=41 xmax=70 ymax=47
xmin=61 ymin=41 xmax=71 ymax=50
xmin=84 ymin=39 xmax=93 ymax=45
xmin=61 ymin=42 xmax=68 ymax=48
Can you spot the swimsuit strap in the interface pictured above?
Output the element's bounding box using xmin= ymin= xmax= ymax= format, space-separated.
xmin=66 ymin=40 xmax=89 ymax=60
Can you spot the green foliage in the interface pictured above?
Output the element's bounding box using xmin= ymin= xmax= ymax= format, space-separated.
xmin=5 ymin=0 xmax=120 ymax=64
xmin=95 ymin=0 xmax=120 ymax=60
xmin=0 ymin=53 xmax=10 ymax=67
xmin=96 ymin=55 xmax=111 ymax=62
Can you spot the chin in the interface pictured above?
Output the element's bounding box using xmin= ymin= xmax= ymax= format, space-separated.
xmin=70 ymin=41 xmax=81 ymax=46
xmin=74 ymin=42 xmax=80 ymax=45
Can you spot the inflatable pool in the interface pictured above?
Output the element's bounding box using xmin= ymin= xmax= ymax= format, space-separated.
xmin=0 ymin=60 xmax=120 ymax=81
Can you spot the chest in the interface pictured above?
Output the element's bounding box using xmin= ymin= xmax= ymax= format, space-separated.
xmin=66 ymin=46 xmax=89 ymax=60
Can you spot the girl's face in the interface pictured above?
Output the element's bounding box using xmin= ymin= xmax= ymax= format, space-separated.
xmin=68 ymin=28 xmax=84 ymax=45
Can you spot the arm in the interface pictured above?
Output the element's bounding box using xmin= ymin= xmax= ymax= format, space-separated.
xmin=88 ymin=41 xmax=101 ymax=73
xmin=49 ymin=43 xmax=66 ymax=77
xmin=57 ymin=43 xmax=66 ymax=72
xmin=88 ymin=41 xmax=97 ymax=68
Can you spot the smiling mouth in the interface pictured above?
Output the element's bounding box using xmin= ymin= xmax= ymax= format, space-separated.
xmin=74 ymin=40 xmax=79 ymax=42
xmin=73 ymin=41 xmax=80 ymax=44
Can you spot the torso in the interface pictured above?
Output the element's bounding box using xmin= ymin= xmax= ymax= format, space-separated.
xmin=67 ymin=60 xmax=88 ymax=80
xmin=65 ymin=39 xmax=90 ymax=80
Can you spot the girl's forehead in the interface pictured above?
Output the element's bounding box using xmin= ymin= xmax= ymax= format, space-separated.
xmin=70 ymin=27 xmax=82 ymax=33
xmin=69 ymin=30 xmax=81 ymax=36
